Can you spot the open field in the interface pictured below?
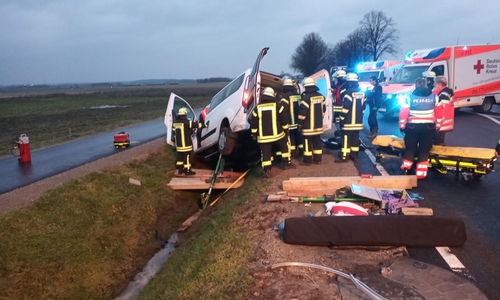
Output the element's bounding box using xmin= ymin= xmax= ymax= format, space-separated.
xmin=0 ymin=83 xmax=225 ymax=157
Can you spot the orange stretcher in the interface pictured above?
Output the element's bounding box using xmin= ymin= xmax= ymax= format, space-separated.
xmin=372 ymin=135 xmax=497 ymax=181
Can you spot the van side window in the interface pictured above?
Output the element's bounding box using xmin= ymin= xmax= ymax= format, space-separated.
xmin=431 ymin=65 xmax=444 ymax=76
xmin=210 ymin=74 xmax=245 ymax=110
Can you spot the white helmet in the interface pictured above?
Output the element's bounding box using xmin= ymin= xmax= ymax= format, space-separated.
xmin=283 ymin=78 xmax=294 ymax=86
xmin=346 ymin=73 xmax=358 ymax=82
xmin=303 ymin=77 xmax=316 ymax=87
xmin=334 ymin=70 xmax=346 ymax=78
xmin=262 ymin=87 xmax=276 ymax=97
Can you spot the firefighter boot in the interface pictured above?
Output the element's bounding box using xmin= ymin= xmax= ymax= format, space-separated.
xmin=368 ymin=129 xmax=378 ymax=138
xmin=263 ymin=167 xmax=272 ymax=179
xmin=177 ymin=167 xmax=184 ymax=175
xmin=281 ymin=161 xmax=296 ymax=170
xmin=184 ymin=168 xmax=196 ymax=176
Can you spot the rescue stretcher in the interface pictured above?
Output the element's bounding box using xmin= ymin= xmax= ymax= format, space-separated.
xmin=372 ymin=135 xmax=497 ymax=181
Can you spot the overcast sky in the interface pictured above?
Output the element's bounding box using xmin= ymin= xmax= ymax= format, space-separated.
xmin=1 ymin=0 xmax=498 ymax=85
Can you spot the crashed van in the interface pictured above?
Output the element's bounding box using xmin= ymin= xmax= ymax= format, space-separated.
xmin=164 ymin=47 xmax=333 ymax=160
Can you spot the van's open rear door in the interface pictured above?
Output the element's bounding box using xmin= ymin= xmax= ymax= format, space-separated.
xmin=247 ymin=47 xmax=269 ymax=113
xmin=309 ymin=69 xmax=333 ymax=131
xmin=164 ymin=93 xmax=198 ymax=150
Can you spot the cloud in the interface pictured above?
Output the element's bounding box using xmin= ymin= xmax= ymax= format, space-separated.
xmin=1 ymin=0 xmax=499 ymax=85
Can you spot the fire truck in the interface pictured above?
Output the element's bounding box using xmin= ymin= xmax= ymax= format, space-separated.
xmin=380 ymin=44 xmax=500 ymax=117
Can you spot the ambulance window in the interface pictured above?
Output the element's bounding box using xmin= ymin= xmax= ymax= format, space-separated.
xmin=431 ymin=65 xmax=444 ymax=76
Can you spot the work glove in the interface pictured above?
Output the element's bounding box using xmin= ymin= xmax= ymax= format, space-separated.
xmin=251 ymin=134 xmax=257 ymax=141
xmin=205 ymin=121 xmax=210 ymax=127
xmin=297 ymin=124 xmax=303 ymax=131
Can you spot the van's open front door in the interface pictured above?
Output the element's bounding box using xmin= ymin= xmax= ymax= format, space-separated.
xmin=308 ymin=69 xmax=333 ymax=131
xmin=164 ymin=93 xmax=198 ymax=150
xmin=247 ymin=47 xmax=269 ymax=112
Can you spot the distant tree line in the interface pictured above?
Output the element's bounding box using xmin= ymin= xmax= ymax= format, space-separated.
xmin=290 ymin=10 xmax=400 ymax=76
xmin=197 ymin=77 xmax=232 ymax=83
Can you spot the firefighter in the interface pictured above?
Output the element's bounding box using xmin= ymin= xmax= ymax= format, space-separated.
xmin=250 ymin=87 xmax=293 ymax=178
xmin=433 ymin=75 xmax=454 ymax=146
xmin=281 ymin=78 xmax=304 ymax=157
xmin=172 ymin=107 xmax=206 ymax=175
xmin=298 ymin=77 xmax=326 ymax=165
xmin=337 ymin=73 xmax=365 ymax=163
xmin=366 ymin=75 xmax=382 ymax=138
xmin=425 ymin=71 xmax=436 ymax=91
xmin=399 ymin=78 xmax=442 ymax=179
xmin=332 ymin=70 xmax=347 ymax=128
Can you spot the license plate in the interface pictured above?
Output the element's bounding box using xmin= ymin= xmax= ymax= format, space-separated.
xmin=378 ymin=108 xmax=386 ymax=112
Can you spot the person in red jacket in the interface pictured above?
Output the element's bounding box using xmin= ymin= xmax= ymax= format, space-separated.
xmin=433 ymin=76 xmax=454 ymax=145
xmin=399 ymin=78 xmax=442 ymax=179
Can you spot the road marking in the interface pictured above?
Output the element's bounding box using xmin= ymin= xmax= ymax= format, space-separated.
xmin=473 ymin=112 xmax=500 ymax=125
xmin=363 ymin=143 xmax=469 ymax=276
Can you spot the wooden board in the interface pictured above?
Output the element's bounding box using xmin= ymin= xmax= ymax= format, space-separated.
xmin=168 ymin=169 xmax=245 ymax=190
xmin=282 ymin=175 xmax=417 ymax=192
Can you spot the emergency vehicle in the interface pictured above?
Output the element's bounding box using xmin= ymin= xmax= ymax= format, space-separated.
xmin=380 ymin=44 xmax=500 ymax=117
xmin=356 ymin=61 xmax=403 ymax=91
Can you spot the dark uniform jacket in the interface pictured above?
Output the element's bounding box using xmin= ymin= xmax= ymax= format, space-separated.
xmin=250 ymin=94 xmax=289 ymax=143
xmin=340 ymin=82 xmax=365 ymax=131
xmin=298 ymin=86 xmax=326 ymax=136
xmin=367 ymin=83 xmax=382 ymax=108
xmin=280 ymin=86 xmax=302 ymax=130
xmin=172 ymin=116 xmax=203 ymax=152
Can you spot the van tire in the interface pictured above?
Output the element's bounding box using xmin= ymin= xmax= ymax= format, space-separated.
xmin=473 ymin=97 xmax=493 ymax=113
xmin=218 ymin=127 xmax=236 ymax=155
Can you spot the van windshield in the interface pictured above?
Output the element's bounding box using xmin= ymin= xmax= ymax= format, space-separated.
xmin=357 ymin=71 xmax=382 ymax=82
xmin=390 ymin=65 xmax=430 ymax=84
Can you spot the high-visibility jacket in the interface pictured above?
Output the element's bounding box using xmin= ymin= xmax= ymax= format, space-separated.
xmin=280 ymin=90 xmax=301 ymax=130
xmin=333 ymin=81 xmax=347 ymax=122
xmin=250 ymin=95 xmax=288 ymax=143
xmin=399 ymin=87 xmax=442 ymax=130
xmin=172 ymin=117 xmax=204 ymax=152
xmin=298 ymin=88 xmax=325 ymax=136
xmin=434 ymin=86 xmax=454 ymax=132
xmin=340 ymin=84 xmax=365 ymax=131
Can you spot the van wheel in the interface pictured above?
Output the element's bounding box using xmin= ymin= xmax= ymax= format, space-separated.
xmin=218 ymin=127 xmax=236 ymax=155
xmin=473 ymin=98 xmax=493 ymax=113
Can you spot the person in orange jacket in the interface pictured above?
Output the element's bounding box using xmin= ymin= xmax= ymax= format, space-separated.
xmin=433 ymin=76 xmax=454 ymax=146
xmin=399 ymin=78 xmax=442 ymax=179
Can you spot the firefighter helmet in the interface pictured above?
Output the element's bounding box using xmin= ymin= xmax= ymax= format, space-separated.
xmin=262 ymin=87 xmax=275 ymax=97
xmin=426 ymin=71 xmax=436 ymax=78
xmin=178 ymin=107 xmax=188 ymax=116
xmin=346 ymin=73 xmax=358 ymax=82
xmin=283 ymin=78 xmax=294 ymax=86
xmin=334 ymin=70 xmax=346 ymax=78
xmin=303 ymin=77 xmax=316 ymax=87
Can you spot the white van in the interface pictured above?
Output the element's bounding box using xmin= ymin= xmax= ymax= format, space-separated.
xmin=164 ymin=47 xmax=333 ymax=159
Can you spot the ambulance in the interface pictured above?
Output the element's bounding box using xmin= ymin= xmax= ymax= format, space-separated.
xmin=356 ymin=60 xmax=403 ymax=91
xmin=380 ymin=44 xmax=500 ymax=117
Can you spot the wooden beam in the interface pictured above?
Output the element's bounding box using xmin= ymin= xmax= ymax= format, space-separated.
xmin=167 ymin=177 xmax=244 ymax=190
xmin=282 ymin=175 xmax=417 ymax=192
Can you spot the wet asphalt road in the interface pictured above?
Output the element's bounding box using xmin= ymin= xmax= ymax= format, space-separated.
xmin=357 ymin=106 xmax=500 ymax=300
xmin=0 ymin=119 xmax=167 ymax=194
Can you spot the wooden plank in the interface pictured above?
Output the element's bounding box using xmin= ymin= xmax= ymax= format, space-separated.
xmin=282 ymin=175 xmax=417 ymax=191
xmin=129 ymin=178 xmax=141 ymax=186
xmin=181 ymin=211 xmax=202 ymax=227
xmin=402 ymin=207 xmax=434 ymax=216
xmin=167 ymin=177 xmax=244 ymax=190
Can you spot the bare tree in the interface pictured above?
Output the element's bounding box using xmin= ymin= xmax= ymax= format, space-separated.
xmin=360 ymin=10 xmax=399 ymax=61
xmin=290 ymin=32 xmax=333 ymax=76
xmin=330 ymin=28 xmax=371 ymax=69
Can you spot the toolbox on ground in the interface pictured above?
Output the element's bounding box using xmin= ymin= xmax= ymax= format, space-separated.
xmin=113 ymin=132 xmax=130 ymax=148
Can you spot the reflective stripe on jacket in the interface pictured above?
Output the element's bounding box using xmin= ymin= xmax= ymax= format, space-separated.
xmin=298 ymin=91 xmax=325 ymax=136
xmin=340 ymin=87 xmax=365 ymax=131
xmin=250 ymin=100 xmax=288 ymax=143
xmin=173 ymin=118 xmax=203 ymax=152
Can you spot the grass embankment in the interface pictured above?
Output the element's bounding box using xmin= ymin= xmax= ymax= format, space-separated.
xmin=0 ymin=146 xmax=269 ymax=299
xmin=0 ymin=83 xmax=222 ymax=156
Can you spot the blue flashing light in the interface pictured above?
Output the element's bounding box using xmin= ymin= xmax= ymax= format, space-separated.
xmin=387 ymin=94 xmax=393 ymax=99
xmin=405 ymin=51 xmax=413 ymax=61
xmin=357 ymin=64 xmax=363 ymax=71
